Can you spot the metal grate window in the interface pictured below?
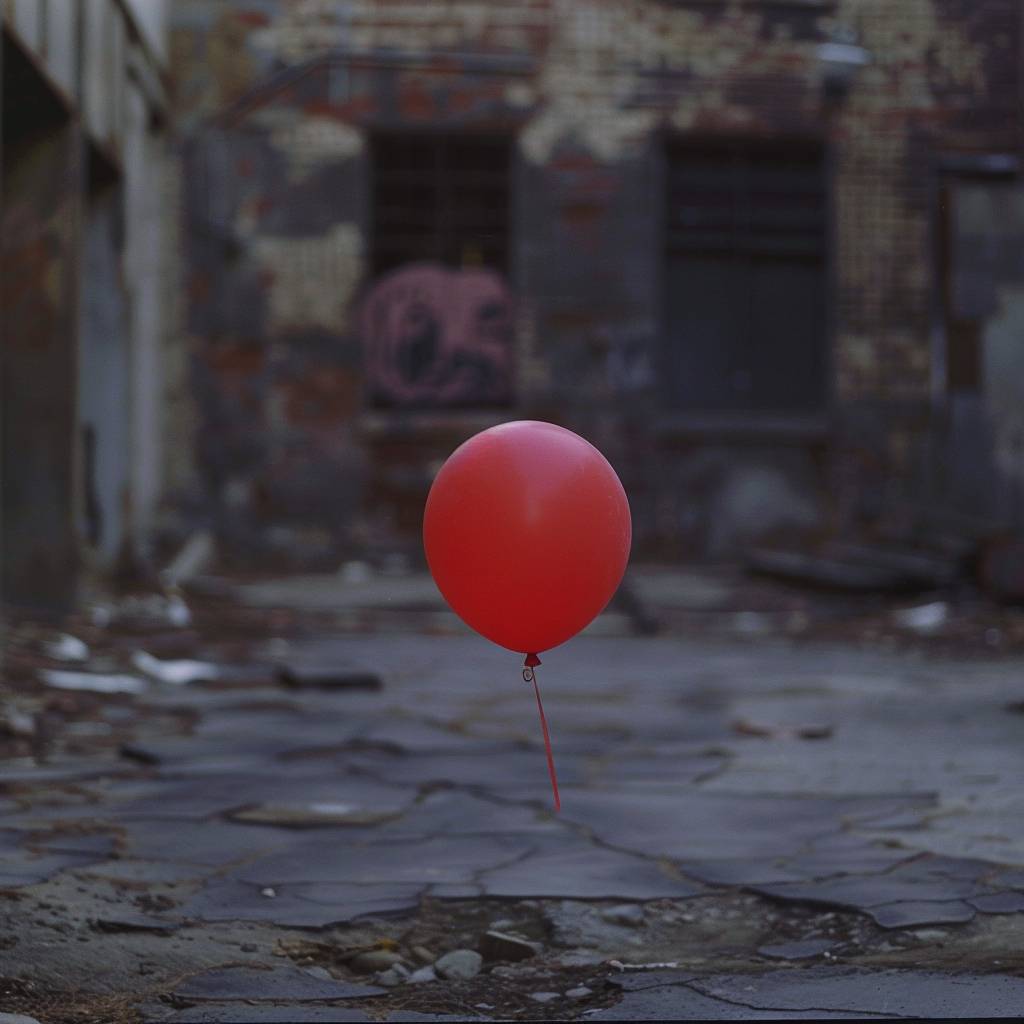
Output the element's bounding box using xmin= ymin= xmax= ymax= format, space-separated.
xmin=664 ymin=138 xmax=828 ymax=414
xmin=370 ymin=132 xmax=511 ymax=277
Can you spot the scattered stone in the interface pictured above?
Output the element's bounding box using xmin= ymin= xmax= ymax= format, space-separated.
xmin=529 ymin=992 xmax=559 ymax=1004
xmin=479 ymin=929 xmax=540 ymax=962
xmin=240 ymin=943 xmax=259 ymax=953
xmin=411 ymin=945 xmax=435 ymax=965
xmin=0 ymin=707 xmax=35 ymax=739
xmin=911 ymin=929 xmax=948 ymax=942
xmin=408 ymin=966 xmax=438 ymax=984
xmin=435 ymin=949 xmax=482 ymax=980
xmin=566 ymin=986 xmax=592 ymax=999
xmin=131 ymin=650 xmax=221 ymax=685
xmin=600 ymin=904 xmax=645 ymax=927
xmin=350 ymin=950 xmax=403 ymax=974
xmin=893 ymin=601 xmax=950 ymax=634
xmin=261 ymin=888 xmax=277 ymax=899
xmin=39 ymin=669 xmax=146 ymax=694
xmin=489 ymin=965 xmax=519 ymax=978
xmin=376 ymin=964 xmax=411 ymax=987
xmin=42 ymin=633 xmax=90 ymax=662
xmin=303 ymin=966 xmax=334 ymax=981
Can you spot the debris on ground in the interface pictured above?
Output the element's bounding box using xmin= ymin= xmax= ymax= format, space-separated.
xmin=38 ymin=668 xmax=147 ymax=695
xmin=892 ymin=601 xmax=951 ymax=635
xmin=40 ymin=633 xmax=90 ymax=663
xmin=732 ymin=719 xmax=834 ymax=741
xmin=130 ymin=649 xmax=221 ymax=685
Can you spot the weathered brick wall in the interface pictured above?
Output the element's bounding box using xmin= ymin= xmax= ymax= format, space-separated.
xmin=168 ymin=0 xmax=1021 ymax=563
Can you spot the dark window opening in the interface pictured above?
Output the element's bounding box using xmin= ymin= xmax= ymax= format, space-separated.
xmin=365 ymin=132 xmax=514 ymax=411
xmin=370 ymin=132 xmax=511 ymax=277
xmin=663 ymin=137 xmax=828 ymax=415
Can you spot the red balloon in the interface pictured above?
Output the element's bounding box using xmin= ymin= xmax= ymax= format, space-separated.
xmin=423 ymin=421 xmax=632 ymax=656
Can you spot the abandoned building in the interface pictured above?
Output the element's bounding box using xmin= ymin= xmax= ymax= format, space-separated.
xmin=168 ymin=0 xmax=1024 ymax=571
xmin=3 ymin=0 xmax=1024 ymax=607
xmin=1 ymin=0 xmax=170 ymax=609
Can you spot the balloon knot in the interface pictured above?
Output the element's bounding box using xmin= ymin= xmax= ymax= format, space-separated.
xmin=524 ymin=653 xmax=541 ymax=668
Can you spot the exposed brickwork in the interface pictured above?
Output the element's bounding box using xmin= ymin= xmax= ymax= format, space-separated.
xmin=169 ymin=0 xmax=1022 ymax=560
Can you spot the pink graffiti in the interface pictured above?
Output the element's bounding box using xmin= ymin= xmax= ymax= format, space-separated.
xmin=360 ymin=263 xmax=513 ymax=406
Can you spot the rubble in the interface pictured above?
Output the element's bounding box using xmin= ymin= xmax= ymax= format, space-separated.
xmin=479 ymin=930 xmax=541 ymax=963
xmin=131 ymin=650 xmax=221 ymax=685
xmin=892 ymin=601 xmax=951 ymax=635
xmin=38 ymin=669 xmax=146 ymax=695
xmin=435 ymin=950 xmax=483 ymax=980
xmin=5 ymin=584 xmax=1024 ymax=1020
xmin=40 ymin=633 xmax=89 ymax=662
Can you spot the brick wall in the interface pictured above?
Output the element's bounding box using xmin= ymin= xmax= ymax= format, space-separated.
xmin=169 ymin=0 xmax=1022 ymax=563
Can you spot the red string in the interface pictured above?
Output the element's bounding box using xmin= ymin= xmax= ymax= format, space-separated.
xmin=525 ymin=655 xmax=560 ymax=812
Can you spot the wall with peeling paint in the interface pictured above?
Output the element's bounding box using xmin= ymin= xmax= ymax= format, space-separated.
xmin=2 ymin=2 xmax=171 ymax=609
xmin=168 ymin=0 xmax=1023 ymax=563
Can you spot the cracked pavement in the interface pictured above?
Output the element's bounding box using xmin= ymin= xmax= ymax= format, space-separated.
xmin=4 ymin=580 xmax=1024 ymax=1021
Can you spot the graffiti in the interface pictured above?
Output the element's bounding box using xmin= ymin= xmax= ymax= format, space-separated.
xmin=360 ymin=263 xmax=514 ymax=407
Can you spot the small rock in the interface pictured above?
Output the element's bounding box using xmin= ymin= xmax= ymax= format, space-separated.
xmin=240 ymin=943 xmax=258 ymax=953
xmin=912 ymin=929 xmax=949 ymax=942
xmin=893 ymin=601 xmax=949 ymax=634
xmin=350 ymin=949 xmax=403 ymax=973
xmin=435 ymin=949 xmax=482 ymax=980
xmin=479 ymin=929 xmax=540 ymax=963
xmin=600 ymin=904 xmax=645 ymax=927
xmin=408 ymin=965 xmax=437 ymax=984
xmin=0 ymin=708 xmax=35 ymax=739
xmin=566 ymin=986 xmax=592 ymax=998
xmin=303 ymin=966 xmax=334 ymax=981
xmin=376 ymin=964 xmax=410 ymax=987
xmin=411 ymin=944 xmax=435 ymax=965
xmin=0 ymin=1014 xmax=44 ymax=1024
xmin=530 ymin=991 xmax=559 ymax=1004
xmin=42 ymin=633 xmax=89 ymax=662
xmin=260 ymin=887 xmax=276 ymax=899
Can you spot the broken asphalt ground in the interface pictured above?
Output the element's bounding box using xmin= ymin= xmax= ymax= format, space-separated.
xmin=5 ymin=570 xmax=1024 ymax=1021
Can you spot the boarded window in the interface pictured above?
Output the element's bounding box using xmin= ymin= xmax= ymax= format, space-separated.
xmin=664 ymin=138 xmax=828 ymax=414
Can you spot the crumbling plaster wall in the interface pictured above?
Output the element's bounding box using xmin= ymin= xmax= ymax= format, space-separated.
xmin=169 ymin=0 xmax=1020 ymax=561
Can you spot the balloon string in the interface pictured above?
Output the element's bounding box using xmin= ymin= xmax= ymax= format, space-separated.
xmin=523 ymin=656 xmax=560 ymax=812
